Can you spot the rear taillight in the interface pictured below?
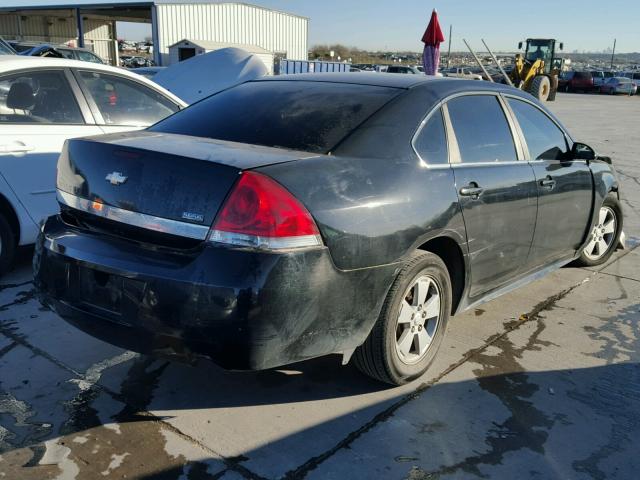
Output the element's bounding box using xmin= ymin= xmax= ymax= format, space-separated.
xmin=208 ymin=171 xmax=323 ymax=250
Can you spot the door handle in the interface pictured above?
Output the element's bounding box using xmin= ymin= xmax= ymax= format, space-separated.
xmin=0 ymin=142 xmax=34 ymax=154
xmin=540 ymin=176 xmax=556 ymax=190
xmin=459 ymin=183 xmax=484 ymax=199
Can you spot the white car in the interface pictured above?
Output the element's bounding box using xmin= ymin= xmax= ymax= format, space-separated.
xmin=0 ymin=56 xmax=186 ymax=272
xmin=442 ymin=67 xmax=483 ymax=81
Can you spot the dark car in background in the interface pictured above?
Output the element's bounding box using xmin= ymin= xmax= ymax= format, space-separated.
xmin=557 ymin=71 xmax=574 ymax=91
xmin=10 ymin=41 xmax=104 ymax=63
xmin=34 ymin=75 xmax=623 ymax=385
xmin=0 ymin=37 xmax=16 ymax=55
xmin=564 ymin=71 xmax=595 ymax=92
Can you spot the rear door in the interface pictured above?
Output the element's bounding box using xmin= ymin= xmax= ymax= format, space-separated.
xmin=505 ymin=96 xmax=593 ymax=267
xmin=73 ymin=69 xmax=181 ymax=135
xmin=445 ymin=94 xmax=538 ymax=298
xmin=0 ymin=68 xmax=102 ymax=226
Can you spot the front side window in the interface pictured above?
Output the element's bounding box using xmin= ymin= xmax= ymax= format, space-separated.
xmin=413 ymin=108 xmax=448 ymax=165
xmin=78 ymin=71 xmax=179 ymax=126
xmin=508 ymin=98 xmax=568 ymax=161
xmin=446 ymin=95 xmax=516 ymax=164
xmin=525 ymin=41 xmax=552 ymax=64
xmin=0 ymin=70 xmax=83 ymax=124
xmin=151 ymin=81 xmax=401 ymax=153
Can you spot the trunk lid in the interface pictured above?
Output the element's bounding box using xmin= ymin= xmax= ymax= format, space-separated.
xmin=57 ymin=131 xmax=315 ymax=229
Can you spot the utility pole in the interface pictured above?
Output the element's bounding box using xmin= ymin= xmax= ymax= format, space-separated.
xmin=446 ymin=25 xmax=452 ymax=68
xmin=610 ymin=39 xmax=616 ymax=70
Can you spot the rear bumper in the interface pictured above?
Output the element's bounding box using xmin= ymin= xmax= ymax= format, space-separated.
xmin=34 ymin=215 xmax=397 ymax=370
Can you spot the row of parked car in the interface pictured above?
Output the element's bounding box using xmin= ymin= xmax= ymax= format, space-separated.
xmin=559 ymin=70 xmax=639 ymax=95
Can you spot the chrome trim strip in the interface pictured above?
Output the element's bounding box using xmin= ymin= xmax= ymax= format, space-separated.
xmin=450 ymin=161 xmax=526 ymax=168
xmin=208 ymin=230 xmax=323 ymax=250
xmin=57 ymin=190 xmax=210 ymax=240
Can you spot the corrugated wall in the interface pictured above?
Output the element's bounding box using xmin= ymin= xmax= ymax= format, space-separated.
xmin=0 ymin=12 xmax=116 ymax=64
xmin=156 ymin=3 xmax=307 ymax=66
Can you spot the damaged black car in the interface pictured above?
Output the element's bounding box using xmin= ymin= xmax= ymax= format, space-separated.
xmin=34 ymin=74 xmax=623 ymax=385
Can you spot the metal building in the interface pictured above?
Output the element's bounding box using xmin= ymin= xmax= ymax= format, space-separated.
xmin=0 ymin=1 xmax=308 ymax=67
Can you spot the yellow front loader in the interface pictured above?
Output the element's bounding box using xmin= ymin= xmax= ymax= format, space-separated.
xmin=511 ymin=38 xmax=565 ymax=102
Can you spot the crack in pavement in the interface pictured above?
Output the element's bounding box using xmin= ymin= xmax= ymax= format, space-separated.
xmin=2 ymin=248 xmax=638 ymax=479
xmin=594 ymin=270 xmax=640 ymax=284
xmin=0 ymin=281 xmax=33 ymax=293
xmin=282 ymin=277 xmax=597 ymax=479
xmin=0 ymin=312 xmax=265 ymax=479
xmin=569 ymin=302 xmax=640 ymax=480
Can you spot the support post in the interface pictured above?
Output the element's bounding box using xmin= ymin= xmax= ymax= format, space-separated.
xmin=75 ymin=8 xmax=84 ymax=48
xmin=482 ymin=38 xmax=513 ymax=86
xmin=463 ymin=39 xmax=494 ymax=82
xmin=151 ymin=5 xmax=161 ymax=66
xmin=610 ymin=39 xmax=616 ymax=70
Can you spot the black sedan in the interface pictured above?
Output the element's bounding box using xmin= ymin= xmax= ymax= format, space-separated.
xmin=34 ymin=74 xmax=623 ymax=385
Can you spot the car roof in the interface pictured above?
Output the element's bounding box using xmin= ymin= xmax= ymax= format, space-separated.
xmin=255 ymin=72 xmax=515 ymax=94
xmin=257 ymin=72 xmax=438 ymax=89
xmin=0 ymin=55 xmax=186 ymax=106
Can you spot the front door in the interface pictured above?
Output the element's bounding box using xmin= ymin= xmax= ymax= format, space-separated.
xmin=0 ymin=69 xmax=102 ymax=225
xmin=445 ymin=94 xmax=538 ymax=298
xmin=506 ymin=97 xmax=593 ymax=267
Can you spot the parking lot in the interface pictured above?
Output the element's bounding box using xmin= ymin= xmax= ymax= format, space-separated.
xmin=0 ymin=92 xmax=639 ymax=480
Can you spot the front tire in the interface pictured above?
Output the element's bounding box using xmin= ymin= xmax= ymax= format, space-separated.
xmin=529 ymin=75 xmax=551 ymax=101
xmin=353 ymin=251 xmax=451 ymax=385
xmin=573 ymin=194 xmax=623 ymax=267
xmin=0 ymin=213 xmax=17 ymax=276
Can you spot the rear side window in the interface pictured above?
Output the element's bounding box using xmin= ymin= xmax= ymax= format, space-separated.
xmin=0 ymin=70 xmax=83 ymax=124
xmin=446 ymin=95 xmax=516 ymax=164
xmin=151 ymin=81 xmax=401 ymax=153
xmin=77 ymin=50 xmax=102 ymax=63
xmin=78 ymin=71 xmax=179 ymax=126
xmin=508 ymin=98 xmax=568 ymax=161
xmin=413 ymin=108 xmax=448 ymax=165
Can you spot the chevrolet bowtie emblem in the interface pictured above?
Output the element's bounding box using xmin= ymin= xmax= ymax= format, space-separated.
xmin=105 ymin=172 xmax=128 ymax=186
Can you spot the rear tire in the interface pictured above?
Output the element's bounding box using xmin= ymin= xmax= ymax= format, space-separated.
xmin=529 ymin=75 xmax=551 ymax=101
xmin=0 ymin=213 xmax=16 ymax=276
xmin=573 ymin=194 xmax=623 ymax=267
xmin=353 ymin=251 xmax=451 ymax=385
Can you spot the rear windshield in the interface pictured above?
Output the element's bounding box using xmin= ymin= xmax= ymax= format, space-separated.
xmin=150 ymin=81 xmax=401 ymax=153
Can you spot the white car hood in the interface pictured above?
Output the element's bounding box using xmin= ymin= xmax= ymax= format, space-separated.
xmin=152 ymin=47 xmax=268 ymax=104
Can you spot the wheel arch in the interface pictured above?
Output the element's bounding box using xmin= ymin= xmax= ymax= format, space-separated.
xmin=417 ymin=235 xmax=466 ymax=315
xmin=0 ymin=192 xmax=20 ymax=245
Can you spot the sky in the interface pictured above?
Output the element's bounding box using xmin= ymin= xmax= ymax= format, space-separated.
xmin=116 ymin=0 xmax=639 ymax=53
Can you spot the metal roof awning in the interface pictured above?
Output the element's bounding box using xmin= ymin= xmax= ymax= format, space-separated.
xmin=0 ymin=1 xmax=308 ymax=20
xmin=0 ymin=1 xmax=152 ymax=9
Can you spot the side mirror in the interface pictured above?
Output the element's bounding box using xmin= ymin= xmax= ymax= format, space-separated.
xmin=518 ymin=41 xmax=523 ymax=50
xmin=572 ymin=142 xmax=596 ymax=161
xmin=559 ymin=42 xmax=564 ymax=51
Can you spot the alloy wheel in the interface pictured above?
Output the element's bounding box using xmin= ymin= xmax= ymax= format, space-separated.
xmin=395 ymin=275 xmax=441 ymax=365
xmin=583 ymin=206 xmax=617 ymax=261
